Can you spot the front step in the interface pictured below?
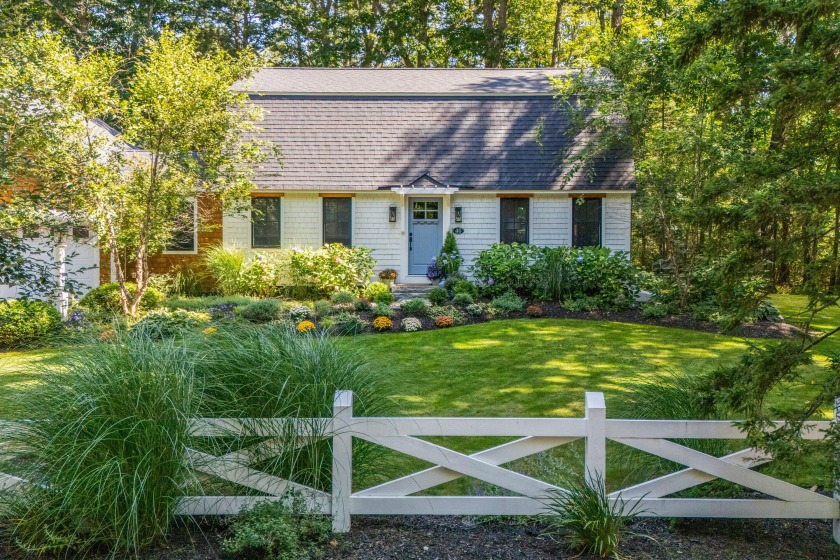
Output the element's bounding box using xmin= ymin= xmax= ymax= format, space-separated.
xmin=392 ymin=283 xmax=434 ymax=301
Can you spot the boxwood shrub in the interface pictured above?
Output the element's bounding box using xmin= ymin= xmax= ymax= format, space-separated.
xmin=80 ymin=282 xmax=164 ymax=314
xmin=0 ymin=299 xmax=61 ymax=347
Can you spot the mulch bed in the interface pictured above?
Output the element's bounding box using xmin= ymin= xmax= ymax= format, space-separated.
xmin=7 ymin=515 xmax=834 ymax=560
xmin=359 ymin=303 xmax=806 ymax=340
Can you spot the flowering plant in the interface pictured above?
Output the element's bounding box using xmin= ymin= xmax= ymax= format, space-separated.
xmin=296 ymin=320 xmax=316 ymax=333
xmin=208 ymin=303 xmax=236 ymax=320
xmin=378 ymin=269 xmax=397 ymax=280
xmin=372 ymin=316 xmax=393 ymax=332
xmin=203 ymin=326 xmax=218 ymax=335
xmin=289 ymin=305 xmax=312 ymax=322
xmin=434 ymin=315 xmax=455 ymax=328
xmin=401 ymin=317 xmax=422 ymax=332
xmin=426 ymin=259 xmax=441 ymax=281
xmin=526 ymin=305 xmax=543 ymax=317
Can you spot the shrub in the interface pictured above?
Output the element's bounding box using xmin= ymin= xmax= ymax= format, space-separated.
xmin=163 ymin=295 xmax=256 ymax=312
xmin=332 ymin=302 xmax=354 ymax=313
xmin=132 ymin=309 xmax=210 ymax=337
xmin=324 ymin=311 xmax=368 ymax=336
xmin=466 ymin=303 xmax=486 ymax=317
xmin=545 ymin=473 xmax=644 ymax=558
xmin=296 ymin=320 xmax=316 ymax=333
xmin=537 ymin=246 xmax=638 ymax=309
xmin=434 ymin=315 xmax=455 ymax=328
xmin=472 ymin=242 xmax=543 ymax=297
xmin=288 ymin=305 xmax=313 ymax=322
xmin=755 ymin=299 xmax=783 ymax=322
xmin=372 ymin=303 xmax=393 ymax=318
xmin=288 ymin=244 xmax=375 ymax=298
xmin=0 ymin=299 xmax=61 ymax=347
xmin=202 ymin=244 xmax=246 ymax=295
xmin=562 ymin=297 xmax=599 ymax=312
xmin=373 ymin=316 xmax=393 ymax=332
xmin=401 ymin=297 xmax=428 ymax=317
xmin=313 ymin=300 xmax=333 ymax=318
xmin=363 ymin=282 xmax=395 ymax=305
xmin=207 ymin=303 xmax=237 ymax=320
xmin=452 ymin=292 xmax=474 ymax=306
xmin=240 ymin=299 xmax=282 ymax=323
xmin=240 ymin=252 xmax=289 ymax=297
xmin=641 ymin=302 xmax=670 ymax=319
xmin=452 ymin=279 xmax=479 ymax=298
xmin=331 ymin=290 xmax=356 ymax=304
xmin=80 ymin=282 xmax=164 ymax=314
xmin=437 ymin=230 xmax=463 ymax=277
xmin=491 ymin=291 xmax=525 ymax=314
xmin=526 ymin=304 xmax=543 ymax=317
xmin=401 ymin=317 xmax=422 ymax=332
xmin=354 ymin=297 xmax=373 ymax=312
xmin=6 ymin=332 xmax=197 ymax=556
xmin=222 ymin=500 xmax=329 ymax=560
xmin=428 ymin=286 xmax=449 ymax=306
xmin=429 ymin=306 xmax=466 ymax=326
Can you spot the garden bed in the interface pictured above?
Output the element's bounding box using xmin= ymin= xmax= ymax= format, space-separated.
xmin=7 ymin=515 xmax=834 ymax=560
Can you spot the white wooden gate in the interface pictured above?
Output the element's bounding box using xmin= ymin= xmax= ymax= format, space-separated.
xmin=178 ymin=391 xmax=840 ymax=542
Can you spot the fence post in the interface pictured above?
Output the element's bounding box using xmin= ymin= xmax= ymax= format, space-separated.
xmin=834 ymin=397 xmax=840 ymax=544
xmin=332 ymin=390 xmax=353 ymax=533
xmin=585 ymin=392 xmax=607 ymax=490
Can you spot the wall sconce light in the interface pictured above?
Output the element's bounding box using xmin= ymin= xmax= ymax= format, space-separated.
xmin=454 ymin=205 xmax=463 ymax=223
xmin=389 ymin=204 xmax=397 ymax=223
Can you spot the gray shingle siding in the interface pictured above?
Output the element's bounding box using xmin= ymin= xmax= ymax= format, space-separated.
xmin=249 ymin=93 xmax=634 ymax=192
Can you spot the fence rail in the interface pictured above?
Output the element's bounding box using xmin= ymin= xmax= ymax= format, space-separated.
xmin=3 ymin=391 xmax=839 ymax=543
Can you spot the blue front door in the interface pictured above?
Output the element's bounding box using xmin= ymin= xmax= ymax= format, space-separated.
xmin=408 ymin=197 xmax=443 ymax=276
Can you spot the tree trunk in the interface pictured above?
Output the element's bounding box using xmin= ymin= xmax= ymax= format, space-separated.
xmin=551 ymin=0 xmax=564 ymax=66
xmin=610 ymin=0 xmax=624 ymax=35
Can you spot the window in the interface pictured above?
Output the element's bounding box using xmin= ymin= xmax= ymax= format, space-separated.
xmin=500 ymin=198 xmax=529 ymax=244
xmin=252 ymin=197 xmax=282 ymax=248
xmin=323 ymin=197 xmax=352 ymax=246
xmin=572 ymin=197 xmax=602 ymax=247
xmin=165 ymin=200 xmax=196 ymax=252
xmin=412 ymin=200 xmax=439 ymax=221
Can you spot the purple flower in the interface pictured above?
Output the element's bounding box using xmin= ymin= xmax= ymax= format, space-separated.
xmin=576 ymin=256 xmax=584 ymax=262
xmin=487 ymin=278 xmax=495 ymax=286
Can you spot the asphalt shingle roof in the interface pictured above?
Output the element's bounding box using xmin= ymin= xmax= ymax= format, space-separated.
xmin=245 ymin=69 xmax=635 ymax=192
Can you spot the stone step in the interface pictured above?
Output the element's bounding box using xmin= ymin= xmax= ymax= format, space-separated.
xmin=392 ymin=283 xmax=433 ymax=301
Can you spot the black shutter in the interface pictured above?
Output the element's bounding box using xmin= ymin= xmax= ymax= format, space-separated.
xmin=323 ymin=197 xmax=352 ymax=246
xmin=572 ymin=198 xmax=602 ymax=247
xmin=500 ymin=198 xmax=529 ymax=244
xmin=251 ymin=197 xmax=282 ymax=248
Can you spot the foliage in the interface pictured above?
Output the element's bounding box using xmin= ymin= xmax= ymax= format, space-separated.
xmin=641 ymin=302 xmax=670 ymax=319
xmin=472 ymin=243 xmax=543 ymax=297
xmin=354 ymin=298 xmax=373 ymax=312
xmin=80 ymin=282 xmax=164 ymax=314
xmin=240 ymin=252 xmax=289 ymax=298
xmin=5 ymin=331 xmax=197 ymax=556
xmin=400 ymin=298 xmax=428 ymax=317
xmin=131 ymin=309 xmax=210 ymax=337
xmin=240 ymin=299 xmax=282 ymax=323
xmin=437 ymin=230 xmax=463 ymax=277
xmin=0 ymin=299 xmax=61 ymax=348
xmin=545 ymin=473 xmax=644 ymax=558
xmin=331 ymin=290 xmax=357 ymax=305
xmin=296 ymin=320 xmax=316 ymax=333
xmin=755 ymin=300 xmax=784 ymax=323
xmin=452 ymin=293 xmax=474 ymax=307
xmin=562 ymin=297 xmax=600 ymax=312
xmin=491 ymin=291 xmax=525 ymax=314
xmin=288 ymin=305 xmax=313 ymax=323
xmin=373 ymin=316 xmax=393 ymax=332
xmin=526 ymin=305 xmax=543 ymax=318
xmin=434 ymin=315 xmax=455 ymax=328
xmin=452 ymin=279 xmax=479 ymax=299
xmin=221 ymin=500 xmax=329 ymax=560
xmin=426 ymin=259 xmax=442 ymax=281
xmin=429 ymin=306 xmax=466 ymax=326
xmin=163 ymin=295 xmax=257 ymax=312
xmin=363 ymin=281 xmax=394 ymax=305
xmin=428 ymin=286 xmax=449 ymax=306
xmin=323 ymin=312 xmax=368 ymax=336
xmin=537 ymin=246 xmax=639 ymax=309
xmin=401 ymin=317 xmax=422 ymax=332
xmin=202 ymin=245 xmax=245 ymax=296
xmin=207 ymin=303 xmax=237 ymax=320
xmin=313 ymin=300 xmax=333 ymax=318
xmin=372 ymin=303 xmax=394 ymax=318
xmin=466 ymin=303 xmax=486 ymax=317
xmin=288 ymin=244 xmax=375 ymax=298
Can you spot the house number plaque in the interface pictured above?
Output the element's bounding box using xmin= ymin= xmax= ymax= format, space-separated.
xmin=452 ymin=227 xmax=464 ymax=235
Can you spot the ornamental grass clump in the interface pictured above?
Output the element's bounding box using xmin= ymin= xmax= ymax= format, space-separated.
xmin=545 ymin=474 xmax=644 ymax=558
xmin=4 ymin=330 xmax=198 ymax=556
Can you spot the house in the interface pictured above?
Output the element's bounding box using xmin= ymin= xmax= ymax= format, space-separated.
xmin=2 ymin=68 xmax=635 ymax=299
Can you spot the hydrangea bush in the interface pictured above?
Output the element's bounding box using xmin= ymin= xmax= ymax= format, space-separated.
xmin=288 ymin=244 xmax=375 ymax=298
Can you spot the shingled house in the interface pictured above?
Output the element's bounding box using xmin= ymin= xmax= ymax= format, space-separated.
xmin=216 ymin=68 xmax=635 ymax=283
xmin=2 ymin=68 xmax=635 ymax=299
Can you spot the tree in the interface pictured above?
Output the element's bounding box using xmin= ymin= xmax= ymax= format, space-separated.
xmin=3 ymin=30 xmax=277 ymax=315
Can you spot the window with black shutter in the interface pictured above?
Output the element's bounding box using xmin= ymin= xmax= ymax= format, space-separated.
xmin=500 ymin=198 xmax=529 ymax=244
xmin=572 ymin=198 xmax=602 ymax=247
xmin=323 ymin=197 xmax=352 ymax=246
xmin=251 ymin=197 xmax=282 ymax=248
xmin=165 ymin=200 xmax=196 ymax=251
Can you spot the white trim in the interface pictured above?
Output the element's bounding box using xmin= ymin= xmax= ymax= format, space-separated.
xmin=162 ymin=199 xmax=199 ymax=255
xmin=391 ymin=186 xmax=459 ymax=195
xmin=247 ymin=188 xmax=635 ymax=195
xmin=247 ymin=92 xmax=558 ymax=98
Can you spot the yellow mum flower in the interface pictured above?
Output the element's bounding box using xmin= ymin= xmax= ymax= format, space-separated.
xmin=297 ymin=320 xmax=316 ymax=333
xmin=373 ymin=316 xmax=393 ymax=332
xmin=203 ymin=327 xmax=218 ymax=335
